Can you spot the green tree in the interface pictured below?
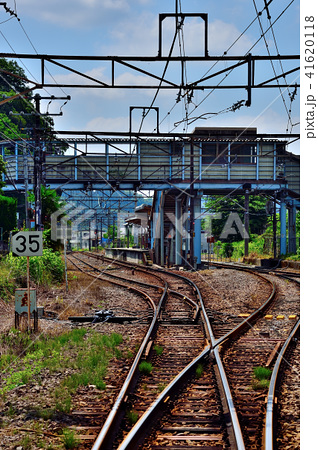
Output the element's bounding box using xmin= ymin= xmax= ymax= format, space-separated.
xmin=0 ymin=195 xmax=17 ymax=240
xmin=0 ymin=155 xmax=6 ymax=192
xmin=0 ymin=58 xmax=67 ymax=155
xmin=28 ymin=185 xmax=65 ymax=229
xmin=0 ymin=58 xmax=28 ymax=92
xmin=204 ymin=195 xmax=268 ymax=241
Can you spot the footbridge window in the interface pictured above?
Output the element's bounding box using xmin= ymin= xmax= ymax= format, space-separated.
xmin=230 ymin=143 xmax=257 ymax=164
xmin=202 ymin=143 xmax=228 ymax=165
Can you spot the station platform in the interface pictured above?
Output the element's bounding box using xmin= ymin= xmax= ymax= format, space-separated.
xmin=105 ymin=247 xmax=152 ymax=265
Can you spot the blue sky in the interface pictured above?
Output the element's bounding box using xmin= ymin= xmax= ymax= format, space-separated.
xmin=1 ymin=0 xmax=300 ymax=153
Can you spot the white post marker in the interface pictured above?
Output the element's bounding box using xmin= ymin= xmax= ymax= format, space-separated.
xmin=11 ymin=231 xmax=43 ymax=330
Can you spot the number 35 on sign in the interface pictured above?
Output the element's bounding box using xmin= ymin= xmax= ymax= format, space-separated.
xmin=11 ymin=231 xmax=43 ymax=257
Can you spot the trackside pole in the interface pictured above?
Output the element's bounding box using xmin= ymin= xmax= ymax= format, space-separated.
xmin=64 ymin=238 xmax=68 ymax=293
xmin=27 ymin=255 xmax=31 ymax=331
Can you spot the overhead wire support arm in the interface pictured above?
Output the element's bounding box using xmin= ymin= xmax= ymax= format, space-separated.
xmin=158 ymin=12 xmax=209 ymax=57
xmin=0 ymin=53 xmax=299 ymax=93
xmin=0 ymin=52 xmax=299 ymax=113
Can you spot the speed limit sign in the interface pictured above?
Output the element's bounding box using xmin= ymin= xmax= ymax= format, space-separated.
xmin=12 ymin=231 xmax=43 ymax=257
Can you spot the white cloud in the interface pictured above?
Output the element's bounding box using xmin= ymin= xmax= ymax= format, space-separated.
xmin=85 ymin=115 xmax=128 ymax=131
xmin=103 ymin=15 xmax=253 ymax=58
xmin=16 ymin=0 xmax=130 ymax=29
xmin=48 ymin=65 xmax=156 ymax=101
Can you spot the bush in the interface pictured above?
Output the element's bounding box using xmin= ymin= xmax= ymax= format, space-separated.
xmin=5 ymin=248 xmax=64 ymax=286
xmin=154 ymin=344 xmax=163 ymax=356
xmin=0 ymin=260 xmax=15 ymax=301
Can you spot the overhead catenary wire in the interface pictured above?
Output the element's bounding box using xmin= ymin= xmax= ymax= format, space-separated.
xmin=0 ymin=6 xmax=70 ymax=113
xmin=166 ymin=0 xmax=297 ymax=134
xmin=0 ymin=2 xmax=299 ymax=208
xmin=251 ymin=0 xmax=294 ymax=132
xmin=121 ymin=2 xmax=184 ymax=181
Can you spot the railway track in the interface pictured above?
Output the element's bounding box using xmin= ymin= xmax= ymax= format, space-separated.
xmin=67 ymin=252 xmax=243 ymax=449
xmin=65 ymin=253 xmax=299 ymax=449
xmin=265 ymin=320 xmax=300 ymax=450
xmin=193 ymin=261 xmax=300 ymax=450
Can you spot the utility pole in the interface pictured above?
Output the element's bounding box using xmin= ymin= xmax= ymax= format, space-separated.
xmin=189 ymin=138 xmax=195 ymax=267
xmin=23 ymin=145 xmax=30 ymax=229
xmin=32 ymin=94 xmax=71 ymax=231
xmin=33 ymin=94 xmax=42 ymax=231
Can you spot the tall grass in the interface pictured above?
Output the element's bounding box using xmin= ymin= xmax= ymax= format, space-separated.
xmin=0 ymin=329 xmax=124 ymax=399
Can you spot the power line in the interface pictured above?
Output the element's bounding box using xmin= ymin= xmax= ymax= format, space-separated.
xmin=167 ymin=0 xmax=297 ymax=133
xmin=251 ymin=0 xmax=293 ymax=131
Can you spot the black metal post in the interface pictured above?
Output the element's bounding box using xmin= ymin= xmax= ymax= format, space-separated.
xmin=273 ymin=192 xmax=277 ymax=258
xmin=33 ymin=94 xmax=42 ymax=231
xmin=244 ymin=189 xmax=250 ymax=257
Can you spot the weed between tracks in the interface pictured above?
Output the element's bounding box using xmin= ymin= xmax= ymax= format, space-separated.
xmin=138 ymin=361 xmax=154 ymax=376
xmin=251 ymin=366 xmax=272 ymax=390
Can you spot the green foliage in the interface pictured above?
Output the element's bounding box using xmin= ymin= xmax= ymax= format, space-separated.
xmin=0 ymin=259 xmax=15 ymax=301
xmin=5 ymin=247 xmax=64 ymax=286
xmin=204 ymin=194 xmax=268 ymax=241
xmin=28 ymin=186 xmax=65 ymax=229
xmin=0 ymin=110 xmax=28 ymax=141
xmin=157 ymin=383 xmax=166 ymax=392
xmin=223 ymin=242 xmax=234 ymax=258
xmin=0 ymin=58 xmax=28 ymax=92
xmin=55 ymin=387 xmax=72 ymax=413
xmin=0 ymin=328 xmax=124 ymax=419
xmin=0 ymin=194 xmax=17 ymax=237
xmin=0 ymin=350 xmax=43 ymax=394
xmin=138 ymin=361 xmax=153 ymax=376
xmin=195 ymin=363 xmax=204 ymax=379
xmin=18 ymin=434 xmax=32 ymax=450
xmin=0 ymin=58 xmax=56 ymax=149
xmin=126 ymin=410 xmax=139 ymax=425
xmin=252 ymin=366 xmax=272 ymax=390
xmin=62 ymin=429 xmax=80 ymax=449
xmin=253 ymin=366 xmax=272 ymax=380
xmin=154 ymin=344 xmax=164 ymax=356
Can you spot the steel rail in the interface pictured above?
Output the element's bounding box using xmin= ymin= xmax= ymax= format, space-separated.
xmin=176 ymin=269 xmax=246 ymax=450
xmin=70 ymin=255 xmax=164 ymax=291
xmin=81 ymin=253 xmax=200 ymax=321
xmin=105 ymin=266 xmax=246 ymax=450
xmin=264 ymin=319 xmax=300 ymax=450
xmin=86 ymin=272 xmax=168 ymax=449
xmin=67 ymin=252 xmax=169 ymax=446
xmin=199 ymin=261 xmax=277 ymax=347
xmin=213 ymin=274 xmax=276 ymax=348
xmin=92 ymin=287 xmax=167 ymax=450
xmin=71 ymin=252 xmax=201 ymax=447
xmin=167 ymin=288 xmax=200 ymax=321
xmin=117 ymin=346 xmax=211 ymax=450
xmin=186 ymin=266 xmax=245 ymax=447
xmin=74 ymin=252 xmax=199 ymax=319
xmin=76 ymin=252 xmax=199 ymax=319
